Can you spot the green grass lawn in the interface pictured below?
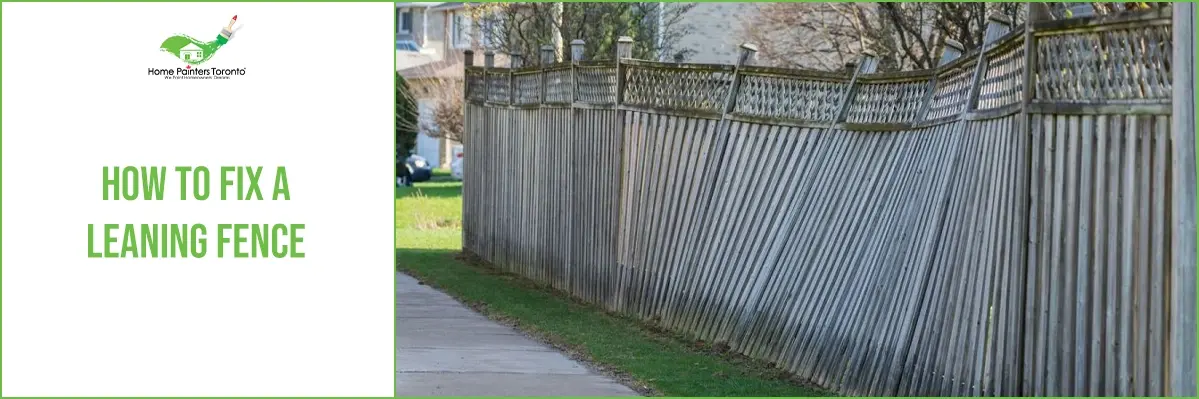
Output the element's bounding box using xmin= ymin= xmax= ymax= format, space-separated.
xmin=395 ymin=169 xmax=831 ymax=397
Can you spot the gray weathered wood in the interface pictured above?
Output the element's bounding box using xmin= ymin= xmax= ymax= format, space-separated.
xmin=456 ymin=10 xmax=1188 ymax=396
xmin=1171 ymin=4 xmax=1197 ymax=397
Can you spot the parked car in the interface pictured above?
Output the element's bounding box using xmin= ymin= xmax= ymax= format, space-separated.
xmin=450 ymin=145 xmax=463 ymax=180
xmin=406 ymin=155 xmax=433 ymax=183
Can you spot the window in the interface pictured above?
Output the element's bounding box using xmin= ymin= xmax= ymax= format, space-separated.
xmin=396 ymin=40 xmax=420 ymax=52
xmin=480 ymin=16 xmax=497 ymax=48
xmin=398 ymin=8 xmax=413 ymax=34
xmin=452 ymin=13 xmax=472 ymax=49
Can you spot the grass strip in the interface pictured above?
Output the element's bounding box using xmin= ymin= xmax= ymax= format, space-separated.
xmin=396 ymin=248 xmax=833 ymax=397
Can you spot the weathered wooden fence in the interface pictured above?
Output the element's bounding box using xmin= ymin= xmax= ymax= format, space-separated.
xmin=461 ymin=7 xmax=1195 ymax=396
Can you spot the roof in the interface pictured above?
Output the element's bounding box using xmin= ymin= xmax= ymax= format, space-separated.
xmin=429 ymin=2 xmax=465 ymax=11
xmin=181 ymin=43 xmax=202 ymax=51
xmin=397 ymin=50 xmax=465 ymax=80
xmin=395 ymin=2 xmax=444 ymax=8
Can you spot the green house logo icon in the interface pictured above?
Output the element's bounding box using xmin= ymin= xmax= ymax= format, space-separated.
xmin=160 ymin=15 xmax=237 ymax=65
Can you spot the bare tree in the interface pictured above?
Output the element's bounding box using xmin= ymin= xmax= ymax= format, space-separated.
xmin=741 ymin=2 xmax=1172 ymax=72
xmin=418 ymin=77 xmax=465 ymax=145
xmin=466 ymin=2 xmax=696 ymax=64
xmin=739 ymin=2 xmax=1025 ymax=72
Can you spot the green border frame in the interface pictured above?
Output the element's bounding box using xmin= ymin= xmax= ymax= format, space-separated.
xmin=0 ymin=0 xmax=1196 ymax=398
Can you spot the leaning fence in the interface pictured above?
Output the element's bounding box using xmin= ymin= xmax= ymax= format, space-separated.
xmin=460 ymin=7 xmax=1195 ymax=397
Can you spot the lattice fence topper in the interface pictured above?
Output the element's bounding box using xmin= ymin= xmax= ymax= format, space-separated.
xmin=622 ymin=61 xmax=734 ymax=114
xmin=733 ymin=67 xmax=851 ymax=123
xmin=465 ymin=68 xmax=486 ymax=102
xmin=543 ymin=65 xmax=572 ymax=105
xmin=486 ymin=69 xmax=511 ymax=104
xmin=460 ymin=8 xmax=1176 ymax=122
xmin=978 ymin=30 xmax=1027 ymax=110
xmin=926 ymin=58 xmax=979 ymax=120
xmin=1034 ymin=20 xmax=1172 ymax=102
xmin=575 ymin=64 xmax=618 ymax=105
xmin=845 ymin=73 xmax=932 ymax=125
xmin=513 ymin=68 xmax=542 ymax=106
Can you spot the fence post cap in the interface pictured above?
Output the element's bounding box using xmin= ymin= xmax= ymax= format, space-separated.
xmin=616 ymin=36 xmax=634 ymax=59
xmin=570 ymin=39 xmax=585 ymax=62
xmin=736 ymin=43 xmax=759 ymax=66
xmin=539 ymin=45 xmax=556 ymax=65
xmin=987 ymin=12 xmax=1012 ymax=25
xmin=1028 ymin=2 xmax=1054 ymax=22
xmin=944 ymin=38 xmax=965 ymax=51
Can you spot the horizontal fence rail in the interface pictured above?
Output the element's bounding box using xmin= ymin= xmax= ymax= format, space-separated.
xmin=460 ymin=7 xmax=1194 ymax=397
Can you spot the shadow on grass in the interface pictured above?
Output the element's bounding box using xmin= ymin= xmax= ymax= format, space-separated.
xmin=395 ymin=182 xmax=462 ymax=200
xmin=394 ymin=246 xmax=834 ymax=397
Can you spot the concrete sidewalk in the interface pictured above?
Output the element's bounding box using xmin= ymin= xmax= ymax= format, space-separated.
xmin=396 ymin=272 xmax=639 ymax=396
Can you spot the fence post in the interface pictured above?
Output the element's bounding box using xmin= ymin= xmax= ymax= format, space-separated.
xmin=1171 ymin=2 xmax=1197 ymax=397
xmin=965 ymin=14 xmax=1012 ymax=112
xmin=1019 ymin=4 xmax=1049 ymax=394
xmin=540 ymin=45 xmax=554 ymax=105
xmin=464 ymin=49 xmax=474 ymax=100
xmin=462 ymin=49 xmax=474 ymax=252
xmin=984 ymin=13 xmax=1013 ymax=44
xmin=570 ymin=39 xmax=584 ymax=103
xmin=616 ymin=36 xmax=633 ymax=105
xmin=964 ymin=42 xmax=988 ymax=112
xmin=720 ymin=43 xmax=756 ymax=115
xmin=832 ymin=50 xmax=876 ymax=125
xmin=613 ymin=36 xmax=634 ymax=306
xmin=913 ymin=40 xmax=963 ymax=124
xmin=570 ymin=39 xmax=585 ymax=62
xmin=714 ymin=43 xmax=775 ymax=340
xmin=940 ymin=38 xmax=965 ymax=66
xmin=686 ymin=43 xmax=756 ymax=281
xmin=541 ymin=44 xmax=556 ymax=65
xmin=510 ymin=52 xmax=522 ymax=105
xmin=483 ymin=50 xmax=494 ymax=103
xmin=616 ymin=36 xmax=633 ymax=59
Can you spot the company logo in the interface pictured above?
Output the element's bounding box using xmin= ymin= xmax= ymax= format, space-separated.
xmin=150 ymin=15 xmax=246 ymax=80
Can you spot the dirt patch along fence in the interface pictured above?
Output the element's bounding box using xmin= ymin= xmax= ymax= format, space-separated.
xmin=460 ymin=6 xmax=1195 ymax=397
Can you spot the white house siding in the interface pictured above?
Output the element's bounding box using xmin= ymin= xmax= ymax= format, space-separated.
xmin=415 ymin=99 xmax=440 ymax=167
xmin=672 ymin=2 xmax=757 ymax=64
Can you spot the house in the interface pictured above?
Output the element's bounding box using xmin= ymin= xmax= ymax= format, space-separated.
xmin=394 ymin=2 xmax=767 ymax=166
xmin=396 ymin=2 xmax=501 ymax=169
xmin=398 ymin=52 xmax=466 ymax=170
xmin=666 ymin=2 xmax=759 ymax=64
xmin=180 ymin=43 xmax=204 ymax=62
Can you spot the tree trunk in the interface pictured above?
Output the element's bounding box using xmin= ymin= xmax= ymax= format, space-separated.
xmin=552 ymin=2 xmax=564 ymax=61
